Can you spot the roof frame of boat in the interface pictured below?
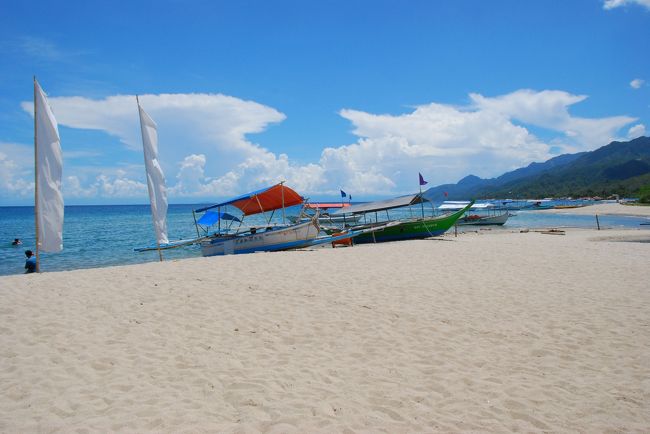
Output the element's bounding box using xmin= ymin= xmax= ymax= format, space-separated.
xmin=329 ymin=193 xmax=424 ymax=215
xmin=196 ymin=211 xmax=241 ymax=226
xmin=194 ymin=183 xmax=304 ymax=216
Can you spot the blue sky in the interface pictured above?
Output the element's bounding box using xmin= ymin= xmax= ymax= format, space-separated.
xmin=1 ymin=0 xmax=649 ymax=205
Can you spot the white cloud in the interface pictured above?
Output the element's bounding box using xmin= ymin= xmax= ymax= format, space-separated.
xmin=14 ymin=90 xmax=637 ymax=203
xmin=94 ymin=173 xmax=148 ymax=198
xmin=331 ymin=103 xmax=549 ymax=192
xmin=630 ymin=78 xmax=645 ymax=89
xmin=627 ymin=123 xmax=646 ymax=138
xmin=603 ymin=0 xmax=650 ymax=10
xmin=470 ymin=89 xmax=635 ymax=148
xmin=0 ymin=142 xmax=34 ymax=197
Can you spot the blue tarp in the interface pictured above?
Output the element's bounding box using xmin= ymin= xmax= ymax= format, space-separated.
xmin=197 ymin=211 xmax=241 ymax=226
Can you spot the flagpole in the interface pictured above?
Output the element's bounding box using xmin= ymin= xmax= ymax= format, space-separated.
xmin=340 ymin=189 xmax=347 ymax=226
xmin=137 ymin=95 xmax=163 ymax=262
xmin=419 ymin=184 xmax=425 ymax=219
xmin=33 ymin=77 xmax=41 ymax=272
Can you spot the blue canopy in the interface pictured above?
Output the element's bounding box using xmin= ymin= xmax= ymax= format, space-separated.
xmin=197 ymin=211 xmax=241 ymax=227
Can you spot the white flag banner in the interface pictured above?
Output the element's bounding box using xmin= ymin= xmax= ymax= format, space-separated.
xmin=138 ymin=103 xmax=169 ymax=245
xmin=35 ymin=81 xmax=64 ymax=253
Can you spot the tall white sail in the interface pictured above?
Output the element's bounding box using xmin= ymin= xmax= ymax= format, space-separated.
xmin=137 ymin=100 xmax=169 ymax=246
xmin=34 ymin=80 xmax=64 ymax=253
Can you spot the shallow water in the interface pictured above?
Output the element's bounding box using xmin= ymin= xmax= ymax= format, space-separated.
xmin=1 ymin=203 xmax=648 ymax=276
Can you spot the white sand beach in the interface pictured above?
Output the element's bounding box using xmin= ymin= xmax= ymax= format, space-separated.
xmin=1 ymin=229 xmax=649 ymax=432
xmin=539 ymin=202 xmax=650 ymax=217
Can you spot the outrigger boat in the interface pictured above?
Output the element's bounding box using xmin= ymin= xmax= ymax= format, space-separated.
xmin=136 ymin=183 xmax=397 ymax=256
xmin=328 ymin=194 xmax=474 ymax=243
xmin=438 ymin=201 xmax=510 ymax=226
xmin=192 ymin=183 xmax=322 ymax=256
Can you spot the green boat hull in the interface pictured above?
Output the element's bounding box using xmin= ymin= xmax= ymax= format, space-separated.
xmin=352 ymin=202 xmax=473 ymax=244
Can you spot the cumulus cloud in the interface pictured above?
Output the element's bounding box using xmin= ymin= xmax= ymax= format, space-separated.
xmin=64 ymin=172 xmax=148 ymax=199
xmin=21 ymin=93 xmax=286 ymax=175
xmin=15 ymin=89 xmax=637 ymax=202
xmin=470 ymin=90 xmax=635 ymax=148
xmin=603 ymin=0 xmax=650 ymax=10
xmin=0 ymin=142 xmax=34 ymax=198
xmin=324 ymin=90 xmax=635 ymax=191
xmin=627 ymin=123 xmax=646 ymax=138
xmin=630 ymin=78 xmax=645 ymax=89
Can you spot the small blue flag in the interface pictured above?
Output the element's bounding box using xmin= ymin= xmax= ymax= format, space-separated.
xmin=340 ymin=190 xmax=347 ymax=198
xmin=419 ymin=173 xmax=428 ymax=186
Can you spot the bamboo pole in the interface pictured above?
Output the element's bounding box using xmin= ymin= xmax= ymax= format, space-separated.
xmin=280 ymin=181 xmax=285 ymax=224
xmin=192 ymin=210 xmax=201 ymax=237
xmin=255 ymin=194 xmax=268 ymax=224
xmin=33 ymin=77 xmax=41 ymax=272
xmin=419 ymin=186 xmax=424 ymax=219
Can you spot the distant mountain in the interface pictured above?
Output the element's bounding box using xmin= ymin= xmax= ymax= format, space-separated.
xmin=423 ymin=136 xmax=650 ymax=200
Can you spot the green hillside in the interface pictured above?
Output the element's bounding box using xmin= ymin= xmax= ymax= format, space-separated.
xmin=424 ymin=136 xmax=650 ymax=200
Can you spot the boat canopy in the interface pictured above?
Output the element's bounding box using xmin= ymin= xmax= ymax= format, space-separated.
xmin=194 ymin=183 xmax=304 ymax=216
xmin=306 ymin=203 xmax=350 ymax=210
xmin=330 ymin=193 xmax=424 ymax=215
xmin=196 ymin=211 xmax=241 ymax=226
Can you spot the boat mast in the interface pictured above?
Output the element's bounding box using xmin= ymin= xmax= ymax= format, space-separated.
xmin=33 ymin=76 xmax=40 ymax=272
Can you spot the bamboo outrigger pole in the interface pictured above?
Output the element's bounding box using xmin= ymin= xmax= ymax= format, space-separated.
xmin=33 ymin=76 xmax=41 ymax=272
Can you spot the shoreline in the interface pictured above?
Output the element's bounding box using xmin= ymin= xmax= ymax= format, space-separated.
xmin=1 ymin=228 xmax=649 ymax=431
xmin=531 ymin=202 xmax=650 ymax=217
xmin=3 ymin=225 xmax=649 ymax=278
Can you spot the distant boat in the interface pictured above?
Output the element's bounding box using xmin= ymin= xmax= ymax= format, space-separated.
xmin=553 ymin=205 xmax=584 ymax=209
xmin=528 ymin=200 xmax=554 ymax=210
xmin=438 ymin=201 xmax=509 ymax=226
xmin=494 ymin=200 xmax=532 ymax=211
xmin=458 ymin=212 xmax=509 ymax=226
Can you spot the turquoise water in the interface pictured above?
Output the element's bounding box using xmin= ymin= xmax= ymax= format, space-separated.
xmin=1 ymin=203 xmax=648 ymax=276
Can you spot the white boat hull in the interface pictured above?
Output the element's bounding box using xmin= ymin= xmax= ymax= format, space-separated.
xmin=200 ymin=220 xmax=320 ymax=256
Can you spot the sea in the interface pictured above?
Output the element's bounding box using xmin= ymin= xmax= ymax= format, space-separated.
xmin=1 ymin=202 xmax=648 ymax=276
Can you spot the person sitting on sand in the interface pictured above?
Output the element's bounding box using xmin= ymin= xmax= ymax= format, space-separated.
xmin=12 ymin=238 xmax=22 ymax=246
xmin=24 ymin=250 xmax=36 ymax=273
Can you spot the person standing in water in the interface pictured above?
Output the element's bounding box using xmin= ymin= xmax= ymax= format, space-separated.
xmin=24 ymin=250 xmax=36 ymax=273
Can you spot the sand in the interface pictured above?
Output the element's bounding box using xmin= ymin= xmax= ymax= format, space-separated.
xmin=539 ymin=202 xmax=650 ymax=218
xmin=1 ymin=229 xmax=649 ymax=432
